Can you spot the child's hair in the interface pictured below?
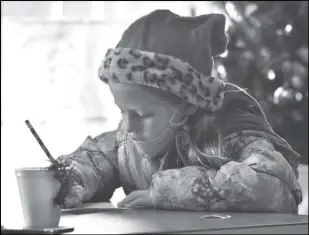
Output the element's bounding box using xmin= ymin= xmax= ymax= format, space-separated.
xmin=184 ymin=112 xmax=229 ymax=170
xmin=143 ymin=85 xmax=228 ymax=170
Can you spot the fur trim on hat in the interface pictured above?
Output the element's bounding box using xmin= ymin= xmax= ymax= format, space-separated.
xmin=98 ymin=47 xmax=225 ymax=113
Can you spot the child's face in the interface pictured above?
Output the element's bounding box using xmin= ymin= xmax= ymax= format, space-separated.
xmin=110 ymin=83 xmax=184 ymax=141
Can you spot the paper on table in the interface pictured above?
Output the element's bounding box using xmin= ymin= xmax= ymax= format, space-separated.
xmin=61 ymin=202 xmax=129 ymax=215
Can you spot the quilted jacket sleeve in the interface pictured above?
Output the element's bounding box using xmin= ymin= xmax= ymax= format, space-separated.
xmin=149 ymin=135 xmax=303 ymax=213
xmin=56 ymin=122 xmax=125 ymax=204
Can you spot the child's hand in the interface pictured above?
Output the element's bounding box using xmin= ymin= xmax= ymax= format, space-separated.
xmin=52 ymin=162 xmax=84 ymax=209
xmin=59 ymin=182 xmax=84 ymax=209
xmin=117 ymin=190 xmax=153 ymax=209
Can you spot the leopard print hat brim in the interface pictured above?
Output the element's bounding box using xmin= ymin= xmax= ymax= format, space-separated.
xmin=98 ymin=47 xmax=226 ymax=113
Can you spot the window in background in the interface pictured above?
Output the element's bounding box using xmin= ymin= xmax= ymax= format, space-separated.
xmin=2 ymin=0 xmax=218 ymax=224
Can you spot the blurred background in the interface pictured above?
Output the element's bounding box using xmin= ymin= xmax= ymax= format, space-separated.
xmin=1 ymin=1 xmax=308 ymax=221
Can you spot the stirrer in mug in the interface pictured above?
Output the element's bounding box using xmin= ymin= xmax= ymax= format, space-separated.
xmin=25 ymin=120 xmax=60 ymax=167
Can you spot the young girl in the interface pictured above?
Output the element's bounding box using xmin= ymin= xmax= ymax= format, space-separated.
xmin=55 ymin=10 xmax=302 ymax=213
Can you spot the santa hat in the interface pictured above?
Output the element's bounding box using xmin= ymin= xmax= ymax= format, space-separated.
xmin=98 ymin=9 xmax=228 ymax=113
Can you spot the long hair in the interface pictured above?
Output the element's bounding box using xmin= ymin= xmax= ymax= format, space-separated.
xmin=175 ymin=84 xmax=251 ymax=170
xmin=174 ymin=108 xmax=230 ymax=170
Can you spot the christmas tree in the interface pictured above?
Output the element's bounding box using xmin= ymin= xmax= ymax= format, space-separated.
xmin=212 ymin=1 xmax=308 ymax=164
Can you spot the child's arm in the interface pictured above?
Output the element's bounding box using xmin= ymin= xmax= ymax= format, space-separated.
xmin=56 ymin=121 xmax=125 ymax=207
xmin=149 ymin=135 xmax=303 ymax=213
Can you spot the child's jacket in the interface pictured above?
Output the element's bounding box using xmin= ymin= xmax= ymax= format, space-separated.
xmin=57 ymin=10 xmax=303 ymax=213
xmin=57 ymin=83 xmax=303 ymax=213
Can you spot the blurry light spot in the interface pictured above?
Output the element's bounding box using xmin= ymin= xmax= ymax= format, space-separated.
xmin=261 ymin=48 xmax=270 ymax=59
xmin=225 ymin=2 xmax=242 ymax=22
xmin=236 ymin=39 xmax=246 ymax=48
xmin=281 ymin=90 xmax=289 ymax=97
xmin=245 ymin=3 xmax=258 ymax=17
xmin=297 ymin=46 xmax=308 ymax=63
xmin=285 ymin=24 xmax=292 ymax=34
xmin=276 ymin=29 xmax=283 ymax=35
xmin=273 ymin=87 xmax=284 ymax=104
xmin=282 ymin=61 xmax=292 ymax=72
xmin=217 ymin=65 xmax=227 ymax=78
xmin=220 ymin=51 xmax=228 ymax=58
xmin=244 ymin=51 xmax=254 ymax=60
xmin=267 ymin=69 xmax=276 ymax=80
xmin=292 ymin=61 xmax=306 ymax=76
xmin=211 ymin=69 xmax=218 ymax=78
xmin=295 ymin=92 xmax=303 ymax=101
xmin=291 ymin=76 xmax=302 ymax=89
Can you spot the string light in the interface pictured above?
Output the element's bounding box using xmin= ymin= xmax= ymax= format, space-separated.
xmin=274 ymin=87 xmax=283 ymax=99
xmin=225 ymin=2 xmax=243 ymax=22
xmin=281 ymin=90 xmax=289 ymax=97
xmin=295 ymin=92 xmax=303 ymax=101
xmin=217 ymin=65 xmax=227 ymax=78
xmin=285 ymin=24 xmax=292 ymax=34
xmin=267 ymin=69 xmax=276 ymax=80
xmin=220 ymin=51 xmax=228 ymax=58
xmin=274 ymin=87 xmax=284 ymax=104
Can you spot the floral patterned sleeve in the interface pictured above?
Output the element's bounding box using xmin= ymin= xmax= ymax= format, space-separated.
xmin=56 ymin=126 xmax=122 ymax=205
xmin=149 ymin=136 xmax=303 ymax=213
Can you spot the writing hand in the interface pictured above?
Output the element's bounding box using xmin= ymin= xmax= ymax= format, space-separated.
xmin=117 ymin=190 xmax=154 ymax=209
